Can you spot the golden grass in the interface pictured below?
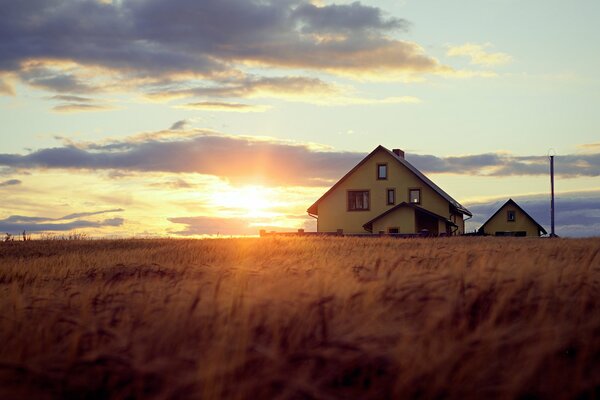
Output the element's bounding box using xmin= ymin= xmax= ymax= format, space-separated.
xmin=0 ymin=237 xmax=599 ymax=399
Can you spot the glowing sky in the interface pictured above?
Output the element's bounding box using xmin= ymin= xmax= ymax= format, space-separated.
xmin=1 ymin=0 xmax=599 ymax=237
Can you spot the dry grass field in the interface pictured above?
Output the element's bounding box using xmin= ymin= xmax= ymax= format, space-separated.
xmin=0 ymin=237 xmax=599 ymax=399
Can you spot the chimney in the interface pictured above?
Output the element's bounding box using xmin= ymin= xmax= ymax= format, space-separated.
xmin=393 ymin=148 xmax=404 ymax=158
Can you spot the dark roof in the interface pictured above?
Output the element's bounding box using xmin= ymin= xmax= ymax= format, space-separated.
xmin=307 ymin=145 xmax=472 ymax=216
xmin=478 ymin=198 xmax=548 ymax=235
xmin=362 ymin=202 xmax=457 ymax=232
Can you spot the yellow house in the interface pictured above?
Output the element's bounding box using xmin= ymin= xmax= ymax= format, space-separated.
xmin=307 ymin=145 xmax=472 ymax=235
xmin=478 ymin=198 xmax=547 ymax=237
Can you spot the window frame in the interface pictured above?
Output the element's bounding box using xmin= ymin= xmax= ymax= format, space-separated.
xmin=376 ymin=163 xmax=388 ymax=180
xmin=507 ymin=210 xmax=516 ymax=222
xmin=347 ymin=190 xmax=370 ymax=212
xmin=386 ymin=188 xmax=396 ymax=205
xmin=408 ymin=188 xmax=421 ymax=205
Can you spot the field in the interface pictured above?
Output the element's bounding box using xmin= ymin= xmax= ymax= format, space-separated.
xmin=1 ymin=237 xmax=599 ymax=399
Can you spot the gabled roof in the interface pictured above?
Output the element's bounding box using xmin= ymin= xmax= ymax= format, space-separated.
xmin=478 ymin=198 xmax=548 ymax=235
xmin=307 ymin=145 xmax=472 ymax=216
xmin=362 ymin=202 xmax=457 ymax=232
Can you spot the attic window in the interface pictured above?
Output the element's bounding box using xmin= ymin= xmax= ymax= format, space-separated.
xmin=507 ymin=210 xmax=516 ymax=222
xmin=409 ymin=189 xmax=421 ymax=204
xmin=377 ymin=164 xmax=387 ymax=180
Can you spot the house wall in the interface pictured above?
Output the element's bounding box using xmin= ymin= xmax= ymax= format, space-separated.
xmin=316 ymin=148 xmax=451 ymax=234
xmin=372 ymin=207 xmax=415 ymax=234
xmin=481 ymin=204 xmax=541 ymax=236
xmin=451 ymin=213 xmax=464 ymax=235
xmin=438 ymin=219 xmax=448 ymax=235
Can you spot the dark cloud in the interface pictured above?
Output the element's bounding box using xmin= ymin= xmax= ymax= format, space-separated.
xmin=407 ymin=153 xmax=600 ymax=178
xmin=3 ymin=208 xmax=124 ymax=224
xmin=0 ymin=208 xmax=125 ymax=233
xmin=169 ymin=120 xmax=189 ymax=130
xmin=0 ymin=133 xmax=364 ymax=186
xmin=0 ymin=133 xmax=599 ymax=185
xmin=18 ymin=67 xmax=98 ymax=93
xmin=0 ymin=179 xmax=21 ymax=187
xmin=0 ymin=218 xmax=124 ymax=233
xmin=1 ymin=0 xmax=442 ymax=97
xmin=292 ymin=2 xmax=407 ymax=34
xmin=465 ymin=191 xmax=600 ymax=237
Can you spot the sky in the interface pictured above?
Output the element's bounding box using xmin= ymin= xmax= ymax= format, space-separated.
xmin=0 ymin=0 xmax=599 ymax=237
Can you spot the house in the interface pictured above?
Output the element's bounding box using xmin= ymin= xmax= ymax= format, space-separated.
xmin=307 ymin=145 xmax=472 ymax=235
xmin=478 ymin=198 xmax=547 ymax=237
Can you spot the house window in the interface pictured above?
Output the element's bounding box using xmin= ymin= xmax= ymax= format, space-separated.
xmin=348 ymin=190 xmax=370 ymax=211
xmin=409 ymin=189 xmax=421 ymax=204
xmin=387 ymin=189 xmax=395 ymax=205
xmin=388 ymin=228 xmax=399 ymax=234
xmin=377 ymin=164 xmax=388 ymax=180
xmin=507 ymin=210 xmax=516 ymax=222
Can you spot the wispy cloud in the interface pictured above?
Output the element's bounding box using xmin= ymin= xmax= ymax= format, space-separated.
xmin=0 ymin=208 xmax=125 ymax=233
xmin=0 ymin=179 xmax=21 ymax=187
xmin=52 ymin=103 xmax=114 ymax=113
xmin=447 ymin=43 xmax=512 ymax=66
xmin=176 ymin=101 xmax=270 ymax=112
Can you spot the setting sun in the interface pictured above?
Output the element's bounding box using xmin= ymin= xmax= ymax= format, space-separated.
xmin=213 ymin=185 xmax=276 ymax=218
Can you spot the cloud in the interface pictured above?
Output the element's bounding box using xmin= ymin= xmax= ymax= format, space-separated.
xmin=45 ymin=93 xmax=114 ymax=113
xmin=147 ymin=76 xmax=337 ymax=101
xmin=0 ymin=132 xmax=599 ymax=185
xmin=0 ymin=208 xmax=125 ymax=233
xmin=291 ymin=2 xmax=408 ymax=34
xmin=465 ymin=191 xmax=600 ymax=237
xmin=0 ymin=179 xmax=21 ymax=187
xmin=149 ymin=179 xmax=194 ymax=189
xmin=3 ymin=208 xmax=124 ymax=223
xmin=447 ymin=43 xmax=512 ymax=66
xmin=18 ymin=66 xmax=99 ymax=93
xmin=407 ymin=152 xmax=600 ymax=178
xmin=0 ymin=218 xmax=124 ymax=233
xmin=169 ymin=120 xmax=189 ymax=130
xmin=52 ymin=103 xmax=114 ymax=113
xmin=175 ymin=101 xmax=270 ymax=112
xmin=1 ymin=0 xmax=448 ymax=98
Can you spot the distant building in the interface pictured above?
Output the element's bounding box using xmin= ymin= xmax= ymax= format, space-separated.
xmin=478 ymin=198 xmax=547 ymax=237
xmin=307 ymin=145 xmax=472 ymax=235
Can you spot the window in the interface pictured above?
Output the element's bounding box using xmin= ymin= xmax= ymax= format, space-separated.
xmin=409 ymin=189 xmax=421 ymax=204
xmin=348 ymin=190 xmax=370 ymax=211
xmin=387 ymin=189 xmax=395 ymax=205
xmin=507 ymin=210 xmax=516 ymax=222
xmin=388 ymin=228 xmax=399 ymax=234
xmin=377 ymin=164 xmax=387 ymax=180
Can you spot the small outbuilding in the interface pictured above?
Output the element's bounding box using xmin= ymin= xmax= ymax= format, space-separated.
xmin=478 ymin=198 xmax=547 ymax=237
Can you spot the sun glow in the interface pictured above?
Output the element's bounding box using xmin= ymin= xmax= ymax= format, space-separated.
xmin=212 ymin=185 xmax=277 ymax=218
